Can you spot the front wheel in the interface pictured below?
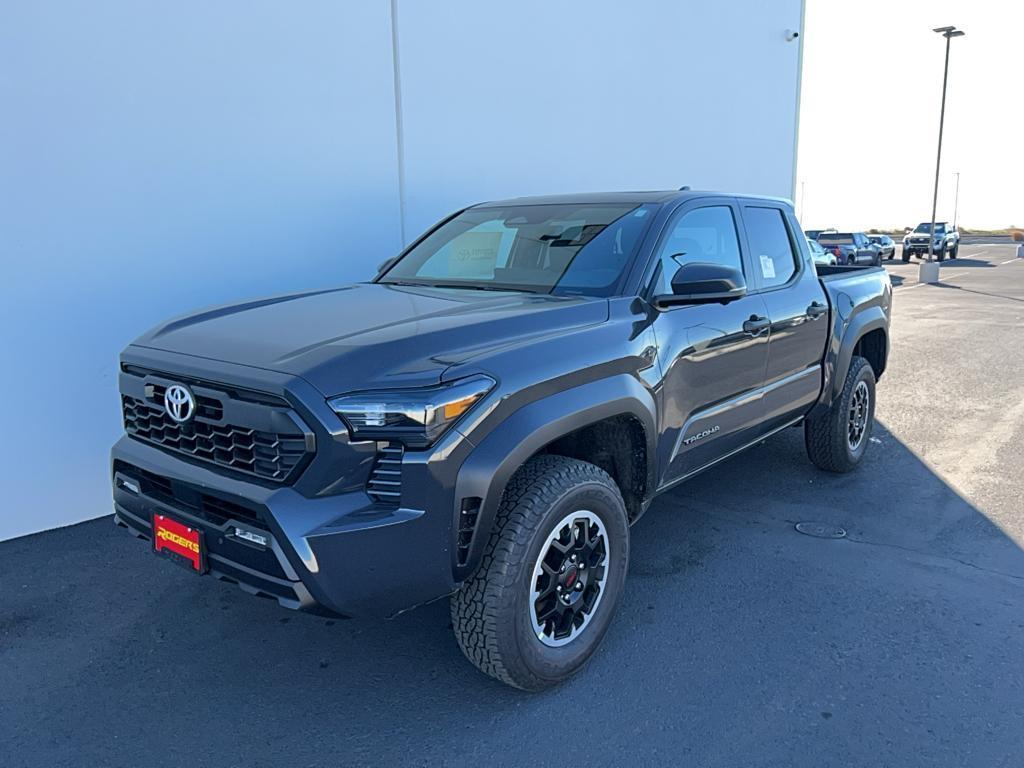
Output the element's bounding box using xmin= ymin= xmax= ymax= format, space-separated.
xmin=804 ymin=356 xmax=876 ymax=473
xmin=451 ymin=455 xmax=630 ymax=690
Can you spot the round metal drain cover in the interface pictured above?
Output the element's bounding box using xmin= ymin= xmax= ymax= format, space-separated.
xmin=795 ymin=522 xmax=846 ymax=539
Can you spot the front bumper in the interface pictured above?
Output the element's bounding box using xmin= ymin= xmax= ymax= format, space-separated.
xmin=903 ymin=240 xmax=943 ymax=254
xmin=112 ymin=430 xmax=465 ymax=619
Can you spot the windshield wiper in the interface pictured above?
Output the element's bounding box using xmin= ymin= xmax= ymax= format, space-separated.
xmin=417 ymin=282 xmax=539 ymax=293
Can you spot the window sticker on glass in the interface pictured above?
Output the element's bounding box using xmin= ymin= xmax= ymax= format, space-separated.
xmin=759 ymin=254 xmax=776 ymax=279
xmin=448 ymin=231 xmax=502 ymax=278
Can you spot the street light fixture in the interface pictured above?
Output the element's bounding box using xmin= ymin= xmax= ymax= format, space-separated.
xmin=922 ymin=25 xmax=965 ymax=283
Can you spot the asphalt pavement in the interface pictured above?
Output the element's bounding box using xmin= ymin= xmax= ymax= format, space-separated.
xmin=3 ymin=245 xmax=1023 ymax=767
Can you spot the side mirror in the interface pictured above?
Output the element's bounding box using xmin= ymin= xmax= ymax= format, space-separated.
xmin=655 ymin=262 xmax=746 ymax=307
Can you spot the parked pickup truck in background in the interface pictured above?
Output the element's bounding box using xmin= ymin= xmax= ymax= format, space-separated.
xmin=111 ymin=190 xmax=892 ymax=690
xmin=902 ymin=221 xmax=960 ymax=261
xmin=818 ymin=232 xmax=882 ymax=266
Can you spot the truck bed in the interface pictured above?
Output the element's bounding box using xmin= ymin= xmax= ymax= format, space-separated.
xmin=814 ymin=263 xmax=887 ymax=281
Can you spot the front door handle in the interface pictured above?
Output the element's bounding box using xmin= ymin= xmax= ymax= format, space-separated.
xmin=742 ymin=315 xmax=771 ymax=336
xmin=806 ymin=301 xmax=827 ymax=319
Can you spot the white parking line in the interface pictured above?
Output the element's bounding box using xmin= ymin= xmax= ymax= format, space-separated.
xmin=999 ymin=258 xmax=1022 ymax=266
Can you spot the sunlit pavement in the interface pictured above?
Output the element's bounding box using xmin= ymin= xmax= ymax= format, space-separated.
xmin=2 ymin=245 xmax=1023 ymax=767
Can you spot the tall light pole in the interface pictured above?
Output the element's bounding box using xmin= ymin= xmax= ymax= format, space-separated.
xmin=922 ymin=26 xmax=965 ymax=283
xmin=952 ymin=172 xmax=961 ymax=230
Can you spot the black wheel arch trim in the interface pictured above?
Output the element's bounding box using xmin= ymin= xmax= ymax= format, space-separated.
xmin=814 ymin=308 xmax=888 ymax=417
xmin=451 ymin=374 xmax=656 ymax=581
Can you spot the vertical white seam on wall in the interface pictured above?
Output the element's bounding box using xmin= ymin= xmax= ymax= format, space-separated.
xmin=790 ymin=0 xmax=807 ymax=205
xmin=390 ymin=0 xmax=407 ymax=246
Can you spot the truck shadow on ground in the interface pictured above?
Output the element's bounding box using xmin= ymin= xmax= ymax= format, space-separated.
xmin=936 ymin=257 xmax=995 ymax=267
xmin=932 ymin=281 xmax=1024 ymax=304
xmin=3 ymin=421 xmax=1023 ymax=766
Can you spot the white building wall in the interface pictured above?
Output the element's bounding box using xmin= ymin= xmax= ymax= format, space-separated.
xmin=396 ymin=0 xmax=804 ymax=237
xmin=0 ymin=1 xmax=803 ymax=541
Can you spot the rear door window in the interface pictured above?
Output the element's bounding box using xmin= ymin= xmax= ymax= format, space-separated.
xmin=744 ymin=207 xmax=799 ymax=289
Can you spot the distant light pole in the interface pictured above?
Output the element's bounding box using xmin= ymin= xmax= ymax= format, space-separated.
xmin=923 ymin=26 xmax=965 ymax=282
xmin=952 ymin=171 xmax=961 ymax=230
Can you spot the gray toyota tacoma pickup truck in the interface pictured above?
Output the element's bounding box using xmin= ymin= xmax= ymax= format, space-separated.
xmin=111 ymin=190 xmax=891 ymax=690
xmin=902 ymin=221 xmax=960 ymax=261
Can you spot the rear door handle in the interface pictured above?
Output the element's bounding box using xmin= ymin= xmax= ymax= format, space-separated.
xmin=806 ymin=301 xmax=827 ymax=319
xmin=742 ymin=315 xmax=771 ymax=336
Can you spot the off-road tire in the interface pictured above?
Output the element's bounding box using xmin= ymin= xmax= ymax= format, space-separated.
xmin=804 ymin=356 xmax=876 ymax=473
xmin=451 ymin=455 xmax=629 ymax=691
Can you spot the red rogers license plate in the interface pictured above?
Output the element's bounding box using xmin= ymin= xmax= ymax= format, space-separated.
xmin=152 ymin=513 xmax=207 ymax=573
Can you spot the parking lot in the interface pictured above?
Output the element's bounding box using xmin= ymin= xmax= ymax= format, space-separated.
xmin=3 ymin=244 xmax=1023 ymax=767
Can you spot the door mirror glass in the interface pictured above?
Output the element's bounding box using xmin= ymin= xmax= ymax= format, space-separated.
xmin=656 ymin=262 xmax=746 ymax=306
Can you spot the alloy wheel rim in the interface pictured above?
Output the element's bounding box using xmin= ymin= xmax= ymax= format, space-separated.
xmin=848 ymin=380 xmax=870 ymax=451
xmin=529 ymin=510 xmax=609 ymax=648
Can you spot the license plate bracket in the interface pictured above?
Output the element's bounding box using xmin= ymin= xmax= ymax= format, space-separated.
xmin=152 ymin=513 xmax=207 ymax=574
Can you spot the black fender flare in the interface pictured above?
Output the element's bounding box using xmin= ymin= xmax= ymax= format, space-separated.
xmin=830 ymin=308 xmax=888 ymax=403
xmin=451 ymin=374 xmax=657 ymax=580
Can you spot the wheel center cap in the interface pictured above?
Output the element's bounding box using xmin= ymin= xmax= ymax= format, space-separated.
xmin=563 ymin=565 xmax=579 ymax=589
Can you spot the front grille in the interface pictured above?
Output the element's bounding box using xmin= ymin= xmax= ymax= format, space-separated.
xmin=122 ymin=395 xmax=308 ymax=482
xmin=366 ymin=443 xmax=403 ymax=504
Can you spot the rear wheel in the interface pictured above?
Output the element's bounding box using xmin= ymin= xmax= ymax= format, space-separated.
xmin=451 ymin=455 xmax=629 ymax=690
xmin=804 ymin=356 xmax=876 ymax=473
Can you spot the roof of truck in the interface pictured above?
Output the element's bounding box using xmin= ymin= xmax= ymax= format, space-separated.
xmin=472 ymin=190 xmax=794 ymax=208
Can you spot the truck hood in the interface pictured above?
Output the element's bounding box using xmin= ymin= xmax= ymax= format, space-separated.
xmin=131 ymin=283 xmax=608 ymax=395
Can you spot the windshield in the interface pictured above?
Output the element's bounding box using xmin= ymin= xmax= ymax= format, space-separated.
xmin=379 ymin=203 xmax=657 ymax=296
xmin=807 ymin=239 xmax=824 ymax=253
xmin=914 ymin=223 xmax=945 ymax=233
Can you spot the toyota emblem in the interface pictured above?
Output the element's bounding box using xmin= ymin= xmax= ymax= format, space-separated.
xmin=164 ymin=384 xmax=196 ymax=423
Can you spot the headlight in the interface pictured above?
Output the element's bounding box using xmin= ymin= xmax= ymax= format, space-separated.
xmin=328 ymin=375 xmax=495 ymax=447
